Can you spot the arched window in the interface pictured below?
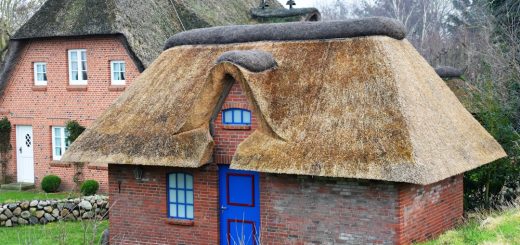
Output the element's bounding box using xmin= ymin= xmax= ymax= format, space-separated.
xmin=168 ymin=173 xmax=194 ymax=220
xmin=222 ymin=108 xmax=251 ymax=126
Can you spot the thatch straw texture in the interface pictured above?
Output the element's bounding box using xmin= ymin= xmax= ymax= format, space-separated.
xmin=12 ymin=0 xmax=266 ymax=67
xmin=62 ymin=35 xmax=505 ymax=185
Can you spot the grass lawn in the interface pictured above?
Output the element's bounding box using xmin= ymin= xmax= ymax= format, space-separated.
xmin=0 ymin=190 xmax=78 ymax=204
xmin=0 ymin=220 xmax=108 ymax=245
xmin=419 ymin=207 xmax=520 ymax=245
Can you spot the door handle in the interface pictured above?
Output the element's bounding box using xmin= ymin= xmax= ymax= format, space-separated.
xmin=19 ymin=147 xmax=22 ymax=154
xmin=220 ymin=205 xmax=227 ymax=210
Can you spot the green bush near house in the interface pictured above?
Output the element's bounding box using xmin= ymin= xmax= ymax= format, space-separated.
xmin=0 ymin=116 xmax=12 ymax=153
xmin=65 ymin=120 xmax=85 ymax=143
xmin=80 ymin=180 xmax=99 ymax=196
xmin=41 ymin=175 xmax=61 ymax=193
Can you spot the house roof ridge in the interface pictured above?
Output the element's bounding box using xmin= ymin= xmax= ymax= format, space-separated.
xmin=164 ymin=17 xmax=407 ymax=50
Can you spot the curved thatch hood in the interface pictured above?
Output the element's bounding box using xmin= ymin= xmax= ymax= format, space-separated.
xmin=62 ymin=18 xmax=506 ymax=185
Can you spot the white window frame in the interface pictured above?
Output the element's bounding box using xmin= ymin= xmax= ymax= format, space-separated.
xmin=52 ymin=126 xmax=69 ymax=161
xmin=110 ymin=61 xmax=126 ymax=85
xmin=68 ymin=49 xmax=88 ymax=85
xmin=33 ymin=62 xmax=48 ymax=86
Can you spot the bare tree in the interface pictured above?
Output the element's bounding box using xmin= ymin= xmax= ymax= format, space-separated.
xmin=314 ymin=0 xmax=353 ymax=20
xmin=352 ymin=0 xmax=455 ymax=65
xmin=0 ymin=0 xmax=45 ymax=66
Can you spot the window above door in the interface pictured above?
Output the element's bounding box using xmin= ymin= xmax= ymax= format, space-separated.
xmin=222 ymin=108 xmax=251 ymax=126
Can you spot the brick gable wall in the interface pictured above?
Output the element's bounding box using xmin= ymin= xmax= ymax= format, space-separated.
xmin=0 ymin=36 xmax=140 ymax=192
xmin=107 ymin=78 xmax=463 ymax=244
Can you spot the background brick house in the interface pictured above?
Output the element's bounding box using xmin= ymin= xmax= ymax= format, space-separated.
xmin=64 ymin=19 xmax=506 ymax=244
xmin=0 ymin=0 xmax=306 ymax=192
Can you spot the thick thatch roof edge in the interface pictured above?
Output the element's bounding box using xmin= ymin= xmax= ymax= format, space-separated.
xmin=116 ymin=35 xmax=145 ymax=72
xmin=164 ymin=17 xmax=406 ymax=49
xmin=435 ymin=66 xmax=464 ymax=79
xmin=216 ymin=50 xmax=277 ymax=72
xmin=0 ymin=41 xmax=24 ymax=99
xmin=250 ymin=7 xmax=321 ymax=20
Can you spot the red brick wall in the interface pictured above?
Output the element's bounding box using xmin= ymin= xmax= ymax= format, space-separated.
xmin=397 ymin=175 xmax=463 ymax=244
xmin=108 ymin=164 xmax=219 ymax=244
xmin=212 ymin=82 xmax=258 ymax=164
xmin=0 ymin=36 xmax=140 ymax=193
xmin=260 ymin=175 xmax=399 ymax=244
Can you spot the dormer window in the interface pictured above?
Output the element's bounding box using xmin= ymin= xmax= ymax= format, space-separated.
xmin=222 ymin=108 xmax=251 ymax=126
xmin=68 ymin=49 xmax=87 ymax=85
xmin=34 ymin=62 xmax=47 ymax=86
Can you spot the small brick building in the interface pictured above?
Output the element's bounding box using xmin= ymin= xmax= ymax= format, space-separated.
xmin=0 ymin=0 xmax=298 ymax=191
xmin=64 ymin=19 xmax=506 ymax=244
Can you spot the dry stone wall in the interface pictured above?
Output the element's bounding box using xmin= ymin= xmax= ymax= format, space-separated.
xmin=0 ymin=195 xmax=108 ymax=227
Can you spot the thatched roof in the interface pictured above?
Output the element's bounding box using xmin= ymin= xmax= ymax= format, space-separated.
xmin=434 ymin=66 xmax=480 ymax=113
xmin=0 ymin=0 xmax=280 ymax=98
xmin=12 ymin=0 xmax=267 ymax=67
xmin=63 ymin=18 xmax=506 ymax=185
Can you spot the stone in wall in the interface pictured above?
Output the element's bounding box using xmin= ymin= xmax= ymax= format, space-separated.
xmin=0 ymin=195 xmax=108 ymax=227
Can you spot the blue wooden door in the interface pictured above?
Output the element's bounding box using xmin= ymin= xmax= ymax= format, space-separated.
xmin=219 ymin=165 xmax=260 ymax=245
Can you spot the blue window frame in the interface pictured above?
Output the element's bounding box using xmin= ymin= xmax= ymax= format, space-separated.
xmin=222 ymin=108 xmax=251 ymax=125
xmin=167 ymin=173 xmax=194 ymax=220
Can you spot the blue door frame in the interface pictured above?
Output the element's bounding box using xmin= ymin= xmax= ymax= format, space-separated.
xmin=219 ymin=165 xmax=260 ymax=245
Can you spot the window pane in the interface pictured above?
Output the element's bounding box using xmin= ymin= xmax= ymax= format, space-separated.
xmin=186 ymin=191 xmax=193 ymax=204
xmin=186 ymin=205 xmax=193 ymax=219
xmin=37 ymin=73 xmax=44 ymax=81
xmin=71 ymin=61 xmax=78 ymax=71
xmin=43 ymin=73 xmax=47 ymax=81
xmin=72 ymin=71 xmax=78 ymax=80
xmin=169 ymin=189 xmax=176 ymax=202
xmin=121 ymin=63 xmax=125 ymax=72
xmin=243 ymin=111 xmax=251 ymax=124
xmin=224 ymin=110 xmax=233 ymax=123
xmin=54 ymin=128 xmax=61 ymax=138
xmin=37 ymin=64 xmax=43 ymax=72
xmin=82 ymin=71 xmax=88 ymax=80
xmin=234 ymin=110 xmax=242 ymax=123
xmin=81 ymin=61 xmax=87 ymax=71
xmin=186 ymin=175 xmax=193 ymax=189
xmin=81 ymin=51 xmax=86 ymax=61
xmin=43 ymin=65 xmax=46 ymax=73
xmin=55 ymin=147 xmax=62 ymax=156
xmin=177 ymin=190 xmax=185 ymax=203
xmin=114 ymin=63 xmax=119 ymax=71
xmin=169 ymin=174 xmax=176 ymax=188
xmin=178 ymin=205 xmax=185 ymax=218
xmin=70 ymin=52 xmax=77 ymax=61
xmin=114 ymin=72 xmax=120 ymax=81
xmin=169 ymin=204 xmax=177 ymax=217
xmin=177 ymin=174 xmax=185 ymax=188
xmin=120 ymin=72 xmax=125 ymax=81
